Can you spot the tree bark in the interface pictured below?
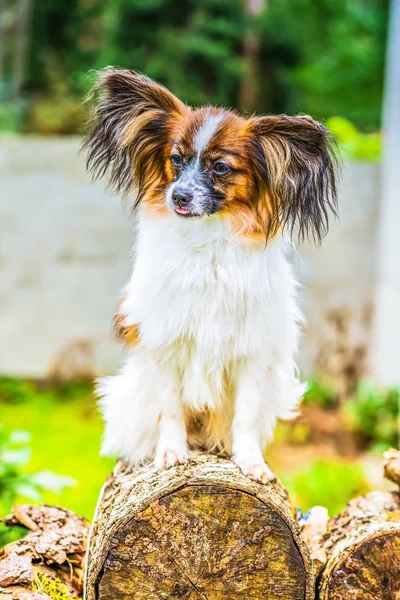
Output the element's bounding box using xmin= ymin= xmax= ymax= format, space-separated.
xmin=0 ymin=0 xmax=5 ymax=86
xmin=85 ymin=454 xmax=315 ymax=600
xmin=11 ymin=0 xmax=32 ymax=100
xmin=316 ymin=491 xmax=400 ymax=599
xmin=239 ymin=0 xmax=265 ymax=112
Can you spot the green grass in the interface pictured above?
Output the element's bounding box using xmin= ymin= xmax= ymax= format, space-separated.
xmin=0 ymin=379 xmax=113 ymax=520
xmin=281 ymin=459 xmax=369 ymax=516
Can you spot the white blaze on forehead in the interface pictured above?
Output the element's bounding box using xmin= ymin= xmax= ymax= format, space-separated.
xmin=194 ymin=112 xmax=226 ymax=154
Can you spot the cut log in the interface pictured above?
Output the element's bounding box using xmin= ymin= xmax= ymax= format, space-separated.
xmin=85 ymin=454 xmax=315 ymax=599
xmin=316 ymin=491 xmax=400 ymax=599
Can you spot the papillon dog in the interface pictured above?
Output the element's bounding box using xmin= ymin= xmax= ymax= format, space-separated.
xmin=84 ymin=69 xmax=338 ymax=483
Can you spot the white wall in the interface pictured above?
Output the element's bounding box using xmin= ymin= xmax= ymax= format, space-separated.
xmin=0 ymin=137 xmax=381 ymax=382
xmin=297 ymin=162 xmax=380 ymax=393
xmin=371 ymin=0 xmax=400 ymax=387
xmin=0 ymin=137 xmax=131 ymax=378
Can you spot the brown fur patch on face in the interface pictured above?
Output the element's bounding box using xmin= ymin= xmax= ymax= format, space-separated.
xmin=193 ymin=113 xmax=276 ymax=243
xmin=197 ymin=112 xmax=338 ymax=245
xmin=153 ymin=109 xmax=208 ymax=210
xmin=165 ymin=107 xmax=221 ymax=165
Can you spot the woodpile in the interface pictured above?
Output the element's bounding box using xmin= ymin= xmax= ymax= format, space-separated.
xmin=315 ymin=491 xmax=400 ymax=598
xmin=1 ymin=450 xmax=399 ymax=599
xmin=302 ymin=448 xmax=400 ymax=599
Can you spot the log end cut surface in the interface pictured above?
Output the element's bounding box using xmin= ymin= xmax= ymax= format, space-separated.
xmin=325 ymin=529 xmax=400 ymax=600
xmin=97 ymin=484 xmax=307 ymax=599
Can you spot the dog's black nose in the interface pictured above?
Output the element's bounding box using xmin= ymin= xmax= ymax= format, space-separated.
xmin=172 ymin=188 xmax=193 ymax=207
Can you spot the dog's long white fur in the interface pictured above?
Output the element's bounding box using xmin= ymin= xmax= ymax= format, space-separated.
xmin=98 ymin=210 xmax=305 ymax=475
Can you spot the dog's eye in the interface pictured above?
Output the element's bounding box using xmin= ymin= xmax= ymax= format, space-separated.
xmin=213 ymin=162 xmax=230 ymax=175
xmin=171 ymin=154 xmax=182 ymax=167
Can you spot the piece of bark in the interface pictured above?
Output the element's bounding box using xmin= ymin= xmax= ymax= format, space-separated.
xmin=85 ymin=454 xmax=315 ymax=600
xmin=0 ymin=504 xmax=89 ymax=598
xmin=384 ymin=448 xmax=400 ymax=487
xmin=317 ymin=491 xmax=400 ymax=599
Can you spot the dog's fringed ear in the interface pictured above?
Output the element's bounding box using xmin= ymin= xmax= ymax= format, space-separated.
xmin=250 ymin=115 xmax=339 ymax=243
xmin=83 ymin=68 xmax=186 ymax=198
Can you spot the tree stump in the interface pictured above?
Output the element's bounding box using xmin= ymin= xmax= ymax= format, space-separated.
xmin=317 ymin=491 xmax=400 ymax=599
xmin=85 ymin=455 xmax=315 ymax=599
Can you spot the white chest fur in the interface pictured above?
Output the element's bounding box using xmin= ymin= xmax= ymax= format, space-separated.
xmin=122 ymin=213 xmax=301 ymax=410
xmin=99 ymin=213 xmax=304 ymax=464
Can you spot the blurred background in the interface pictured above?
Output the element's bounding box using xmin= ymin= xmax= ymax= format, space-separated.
xmin=0 ymin=0 xmax=399 ymax=540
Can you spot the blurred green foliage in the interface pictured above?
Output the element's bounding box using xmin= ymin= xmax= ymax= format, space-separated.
xmin=304 ymin=377 xmax=399 ymax=451
xmin=0 ymin=426 xmax=75 ymax=545
xmin=282 ymin=459 xmax=369 ymax=515
xmin=344 ymin=382 xmax=399 ymax=453
xmin=327 ymin=116 xmax=382 ymax=160
xmin=0 ymin=0 xmax=388 ymax=135
xmin=303 ymin=377 xmax=339 ymax=409
xmin=0 ymin=101 xmax=26 ymax=134
xmin=269 ymin=0 xmax=388 ymax=130
xmin=0 ymin=378 xmax=113 ymax=524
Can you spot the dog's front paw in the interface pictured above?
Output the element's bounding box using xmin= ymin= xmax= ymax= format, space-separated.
xmin=232 ymin=456 xmax=276 ymax=484
xmin=154 ymin=448 xmax=189 ymax=470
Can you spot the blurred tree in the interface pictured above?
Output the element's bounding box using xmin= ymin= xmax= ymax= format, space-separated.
xmin=261 ymin=0 xmax=389 ymax=129
xmin=12 ymin=0 xmax=32 ymax=100
xmin=0 ymin=0 xmax=388 ymax=133
xmin=0 ymin=0 xmax=4 ymax=85
xmin=97 ymin=0 xmax=245 ymax=108
xmin=0 ymin=0 xmax=32 ymax=101
xmin=239 ymin=0 xmax=265 ymax=112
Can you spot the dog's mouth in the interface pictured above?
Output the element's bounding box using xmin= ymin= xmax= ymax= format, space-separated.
xmin=170 ymin=197 xmax=223 ymax=218
xmin=173 ymin=206 xmax=203 ymax=218
xmin=175 ymin=207 xmax=191 ymax=216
